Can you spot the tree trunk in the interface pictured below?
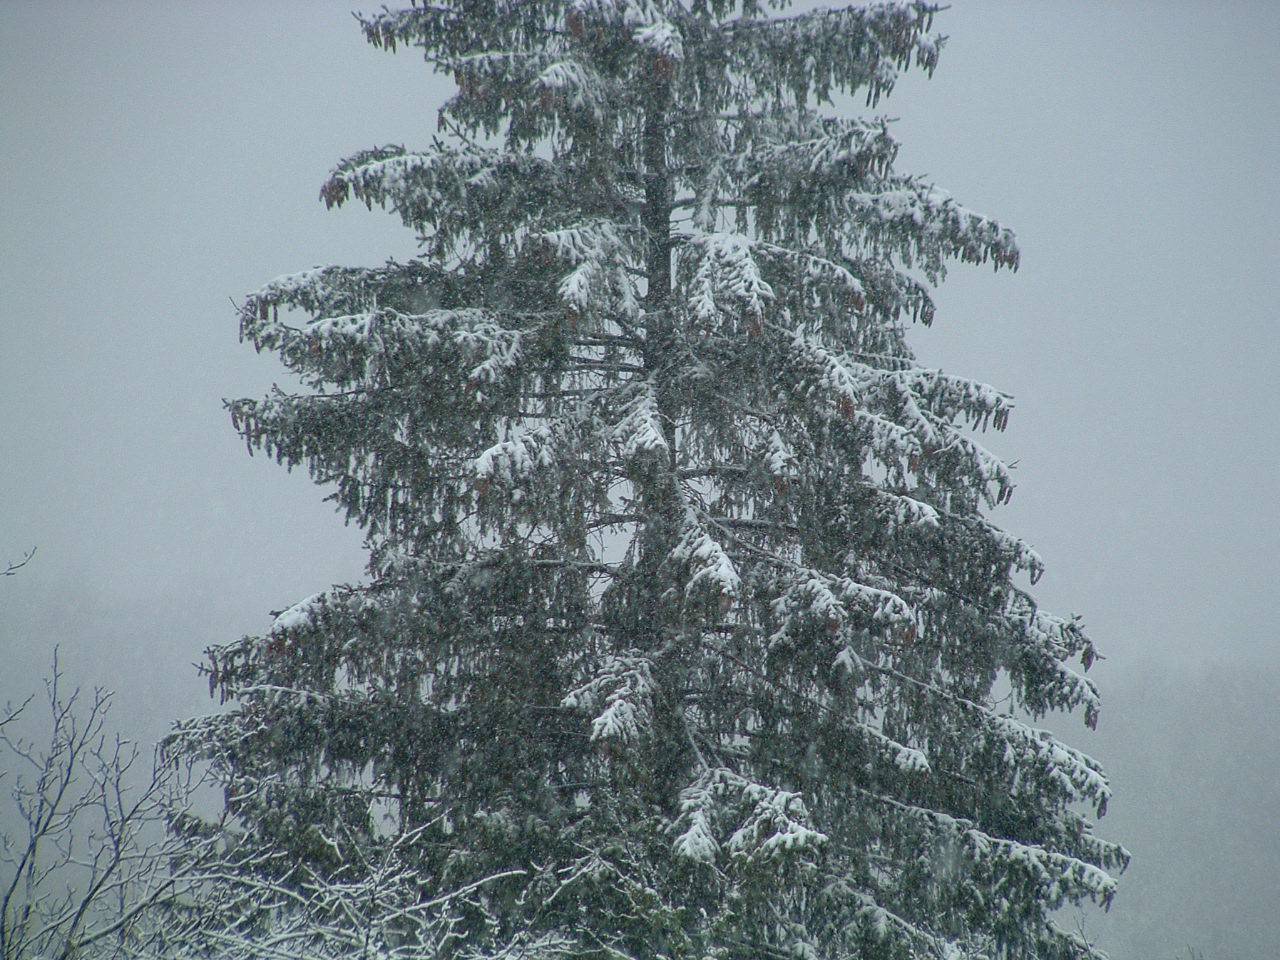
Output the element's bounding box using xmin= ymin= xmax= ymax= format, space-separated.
xmin=638 ymin=72 xmax=689 ymax=816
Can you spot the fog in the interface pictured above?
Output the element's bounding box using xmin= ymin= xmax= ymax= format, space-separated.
xmin=2 ymin=2 xmax=1277 ymax=957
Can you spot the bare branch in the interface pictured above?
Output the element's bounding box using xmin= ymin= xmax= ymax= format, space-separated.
xmin=0 ymin=659 xmax=221 ymax=960
xmin=1 ymin=549 xmax=36 ymax=578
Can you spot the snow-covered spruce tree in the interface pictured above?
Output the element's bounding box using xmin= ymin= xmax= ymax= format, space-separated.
xmin=174 ymin=3 xmax=1128 ymax=959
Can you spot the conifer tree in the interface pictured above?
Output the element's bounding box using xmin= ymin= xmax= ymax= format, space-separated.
xmin=174 ymin=3 xmax=1128 ymax=959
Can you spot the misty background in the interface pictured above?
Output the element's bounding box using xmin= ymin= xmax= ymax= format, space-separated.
xmin=2 ymin=2 xmax=1277 ymax=957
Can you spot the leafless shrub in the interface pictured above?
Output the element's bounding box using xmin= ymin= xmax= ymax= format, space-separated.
xmin=0 ymin=657 xmax=216 ymax=960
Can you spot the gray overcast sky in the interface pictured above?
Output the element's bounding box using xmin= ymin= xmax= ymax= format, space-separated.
xmin=2 ymin=2 xmax=1277 ymax=958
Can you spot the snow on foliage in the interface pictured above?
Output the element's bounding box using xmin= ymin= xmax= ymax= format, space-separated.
xmin=684 ymin=232 xmax=775 ymax=322
xmin=562 ymin=651 xmax=656 ymax=743
xmin=610 ymin=381 xmax=670 ymax=463
xmin=269 ymin=592 xmax=325 ymax=634
xmin=671 ymin=494 xmax=741 ymax=601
